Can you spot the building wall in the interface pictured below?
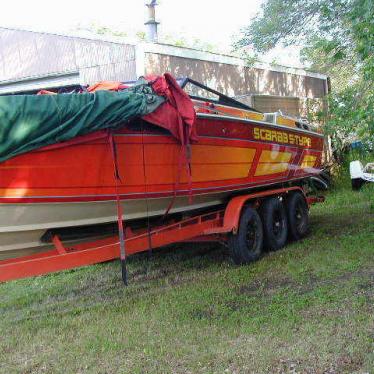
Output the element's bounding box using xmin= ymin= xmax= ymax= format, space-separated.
xmin=144 ymin=53 xmax=327 ymax=98
xmin=0 ymin=28 xmax=137 ymax=91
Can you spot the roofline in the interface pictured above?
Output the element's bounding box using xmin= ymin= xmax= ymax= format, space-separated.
xmin=0 ymin=26 xmax=137 ymax=47
xmin=0 ymin=71 xmax=80 ymax=94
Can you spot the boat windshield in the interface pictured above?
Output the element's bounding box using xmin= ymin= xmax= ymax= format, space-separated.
xmin=176 ymin=77 xmax=259 ymax=112
xmin=178 ymin=80 xmax=220 ymax=101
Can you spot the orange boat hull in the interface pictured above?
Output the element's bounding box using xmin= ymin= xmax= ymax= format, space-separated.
xmin=0 ymin=115 xmax=324 ymax=256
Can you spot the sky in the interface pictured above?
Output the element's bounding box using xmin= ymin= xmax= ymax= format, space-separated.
xmin=0 ymin=0 xmax=303 ymax=67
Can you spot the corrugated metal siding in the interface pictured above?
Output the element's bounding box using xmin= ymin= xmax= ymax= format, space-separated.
xmin=145 ymin=53 xmax=326 ymax=99
xmin=145 ymin=53 xmax=246 ymax=97
xmin=0 ymin=29 xmax=77 ymax=81
xmin=0 ymin=28 xmax=137 ymax=86
xmin=256 ymin=69 xmax=305 ymax=97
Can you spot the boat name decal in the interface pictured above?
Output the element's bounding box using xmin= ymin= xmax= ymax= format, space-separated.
xmin=253 ymin=128 xmax=311 ymax=147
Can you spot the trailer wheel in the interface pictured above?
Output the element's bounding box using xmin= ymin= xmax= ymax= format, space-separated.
xmin=228 ymin=206 xmax=263 ymax=265
xmin=286 ymin=192 xmax=309 ymax=241
xmin=259 ymin=197 xmax=288 ymax=251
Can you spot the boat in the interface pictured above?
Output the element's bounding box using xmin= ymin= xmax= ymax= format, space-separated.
xmin=0 ymin=75 xmax=324 ymax=259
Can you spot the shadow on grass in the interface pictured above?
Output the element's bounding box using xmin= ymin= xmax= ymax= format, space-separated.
xmin=0 ymin=243 xmax=230 ymax=323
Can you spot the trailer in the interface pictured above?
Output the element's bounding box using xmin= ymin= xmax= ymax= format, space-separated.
xmin=0 ymin=186 xmax=324 ymax=284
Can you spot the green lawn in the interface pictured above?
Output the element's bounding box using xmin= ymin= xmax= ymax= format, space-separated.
xmin=1 ymin=184 xmax=373 ymax=374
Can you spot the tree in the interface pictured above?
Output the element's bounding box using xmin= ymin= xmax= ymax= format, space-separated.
xmin=236 ymin=0 xmax=374 ymax=156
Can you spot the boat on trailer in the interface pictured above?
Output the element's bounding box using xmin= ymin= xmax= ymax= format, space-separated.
xmin=0 ymin=76 xmax=324 ymax=259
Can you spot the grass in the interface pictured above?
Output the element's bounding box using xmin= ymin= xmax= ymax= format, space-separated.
xmin=0 ymin=182 xmax=373 ymax=373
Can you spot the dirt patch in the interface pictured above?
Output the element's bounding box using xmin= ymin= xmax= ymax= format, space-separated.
xmin=311 ymin=210 xmax=374 ymax=237
xmin=238 ymin=277 xmax=294 ymax=296
xmin=334 ymin=353 xmax=365 ymax=373
xmin=269 ymin=353 xmax=365 ymax=374
xmin=270 ymin=358 xmax=312 ymax=374
xmin=238 ymin=269 xmax=374 ymax=299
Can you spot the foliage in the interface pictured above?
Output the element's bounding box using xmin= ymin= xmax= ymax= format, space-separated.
xmin=75 ymin=23 xmax=128 ymax=38
xmin=160 ymin=34 xmax=218 ymax=52
xmin=75 ymin=24 xmax=219 ymax=52
xmin=323 ymin=83 xmax=374 ymax=155
xmin=300 ymin=36 xmax=359 ymax=92
xmin=236 ymin=0 xmax=374 ymax=159
xmin=135 ymin=31 xmax=146 ymax=41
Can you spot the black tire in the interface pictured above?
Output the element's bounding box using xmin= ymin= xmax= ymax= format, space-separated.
xmin=259 ymin=197 xmax=288 ymax=251
xmin=228 ymin=206 xmax=263 ymax=265
xmin=286 ymin=192 xmax=309 ymax=241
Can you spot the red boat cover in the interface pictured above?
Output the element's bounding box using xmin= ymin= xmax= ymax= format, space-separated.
xmin=142 ymin=73 xmax=197 ymax=145
xmin=87 ymin=73 xmax=197 ymax=145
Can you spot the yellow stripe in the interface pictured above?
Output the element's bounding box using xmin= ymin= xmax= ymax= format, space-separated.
xmin=245 ymin=112 xmax=265 ymax=121
xmin=192 ymin=145 xmax=256 ymax=164
xmin=300 ymin=155 xmax=317 ymax=168
xmin=255 ymin=150 xmax=292 ymax=176
xmin=276 ymin=116 xmax=296 ymax=128
xmin=258 ymin=150 xmax=292 ymax=163
xmin=192 ymin=164 xmax=252 ymax=182
xmin=191 ymin=146 xmax=255 ymax=181
xmin=255 ymin=163 xmax=290 ymax=176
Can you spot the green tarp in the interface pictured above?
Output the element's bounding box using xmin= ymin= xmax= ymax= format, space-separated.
xmin=0 ymin=83 xmax=163 ymax=162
